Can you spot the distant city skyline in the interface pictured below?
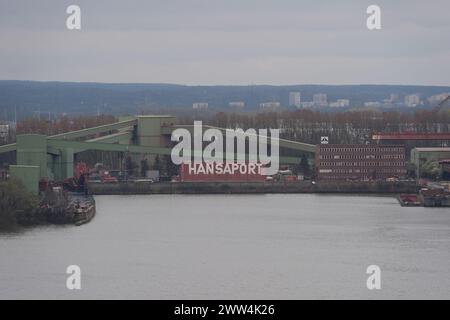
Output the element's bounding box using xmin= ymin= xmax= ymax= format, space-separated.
xmin=0 ymin=1 xmax=449 ymax=85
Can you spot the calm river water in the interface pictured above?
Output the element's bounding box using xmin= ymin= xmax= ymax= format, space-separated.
xmin=0 ymin=194 xmax=449 ymax=299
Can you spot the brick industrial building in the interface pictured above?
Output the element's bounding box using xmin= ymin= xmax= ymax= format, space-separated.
xmin=316 ymin=144 xmax=406 ymax=181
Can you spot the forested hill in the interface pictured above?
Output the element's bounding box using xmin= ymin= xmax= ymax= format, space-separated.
xmin=0 ymin=80 xmax=449 ymax=119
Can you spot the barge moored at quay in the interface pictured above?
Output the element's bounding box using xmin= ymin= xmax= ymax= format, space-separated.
xmin=17 ymin=187 xmax=96 ymax=226
xmin=398 ymin=187 xmax=450 ymax=207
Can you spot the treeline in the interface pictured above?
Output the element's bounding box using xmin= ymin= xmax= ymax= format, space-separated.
xmin=180 ymin=109 xmax=450 ymax=145
xmin=10 ymin=109 xmax=450 ymax=142
xmin=16 ymin=115 xmax=117 ymax=136
xmin=5 ymin=108 xmax=449 ymax=147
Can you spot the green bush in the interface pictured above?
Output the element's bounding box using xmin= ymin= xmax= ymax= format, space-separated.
xmin=0 ymin=179 xmax=39 ymax=231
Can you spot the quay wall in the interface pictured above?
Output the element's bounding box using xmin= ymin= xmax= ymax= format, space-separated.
xmin=88 ymin=181 xmax=419 ymax=195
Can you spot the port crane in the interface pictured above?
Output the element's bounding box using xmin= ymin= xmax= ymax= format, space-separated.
xmin=431 ymin=94 xmax=450 ymax=113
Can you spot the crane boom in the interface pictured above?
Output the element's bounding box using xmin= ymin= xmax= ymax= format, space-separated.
xmin=432 ymin=94 xmax=450 ymax=112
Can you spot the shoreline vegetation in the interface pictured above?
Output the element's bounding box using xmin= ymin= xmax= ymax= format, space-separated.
xmin=0 ymin=180 xmax=96 ymax=232
xmin=0 ymin=179 xmax=38 ymax=232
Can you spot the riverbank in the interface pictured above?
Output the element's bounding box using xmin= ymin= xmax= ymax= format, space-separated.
xmin=0 ymin=180 xmax=96 ymax=230
xmin=88 ymin=180 xmax=419 ymax=195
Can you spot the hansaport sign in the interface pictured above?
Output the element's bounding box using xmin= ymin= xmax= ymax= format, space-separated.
xmin=179 ymin=162 xmax=266 ymax=182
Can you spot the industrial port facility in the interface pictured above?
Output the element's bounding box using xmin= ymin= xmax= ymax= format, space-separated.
xmin=0 ymin=110 xmax=449 ymax=211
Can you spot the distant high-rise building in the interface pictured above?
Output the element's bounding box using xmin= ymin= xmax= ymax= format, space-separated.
xmin=259 ymin=102 xmax=281 ymax=110
xmin=404 ymin=94 xmax=420 ymax=107
xmin=389 ymin=93 xmax=399 ymax=103
xmin=193 ymin=102 xmax=209 ymax=110
xmin=289 ymin=92 xmax=301 ymax=108
xmin=0 ymin=124 xmax=9 ymax=139
xmin=313 ymin=93 xmax=328 ymax=107
xmin=229 ymin=101 xmax=245 ymax=108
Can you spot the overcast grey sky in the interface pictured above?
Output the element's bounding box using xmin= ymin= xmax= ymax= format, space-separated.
xmin=0 ymin=0 xmax=449 ymax=85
